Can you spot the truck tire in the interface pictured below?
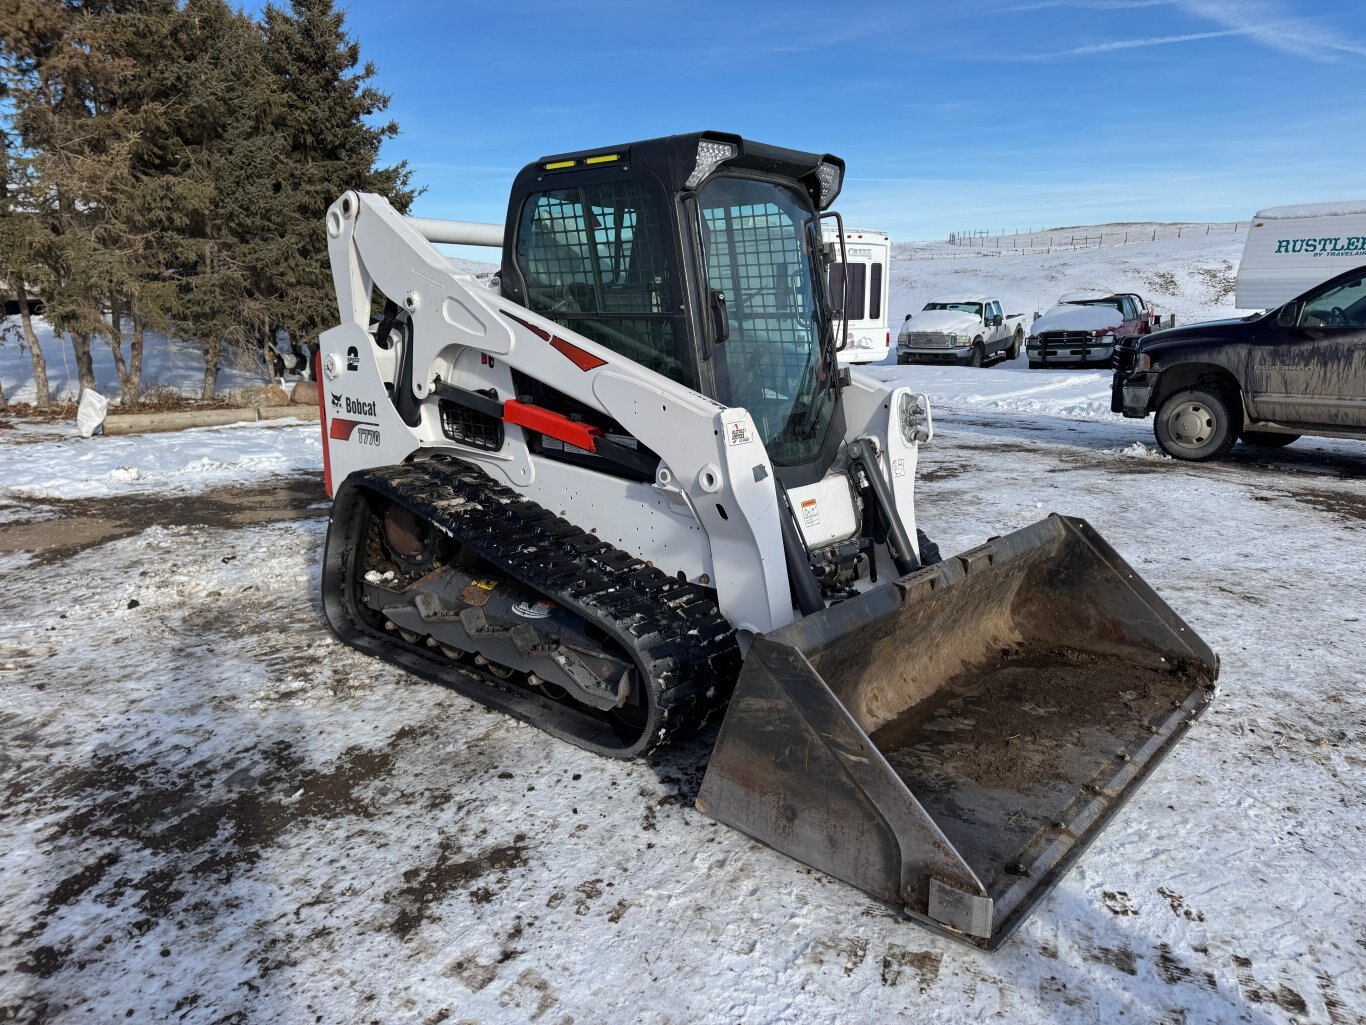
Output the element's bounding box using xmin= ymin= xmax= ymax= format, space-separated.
xmin=968 ymin=341 xmax=985 ymax=368
xmin=1007 ymin=330 xmax=1022 ymax=360
xmin=1153 ymin=387 xmax=1238 ymax=461
xmin=1240 ymin=430 xmax=1298 ymax=448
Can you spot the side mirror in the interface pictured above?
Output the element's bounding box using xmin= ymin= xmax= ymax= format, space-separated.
xmin=1277 ymin=301 xmax=1302 ymax=329
xmin=904 ymin=314 xmax=912 ymax=322
xmin=1033 ymin=311 xmax=1041 ymax=321
xmin=992 ymin=314 xmax=1004 ymax=327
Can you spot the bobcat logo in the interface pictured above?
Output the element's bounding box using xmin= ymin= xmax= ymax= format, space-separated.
xmin=330 ymin=392 xmax=343 ymax=411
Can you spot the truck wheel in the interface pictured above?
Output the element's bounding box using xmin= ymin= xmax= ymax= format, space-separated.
xmin=1154 ymin=388 xmax=1238 ymax=461
xmin=1241 ymin=430 xmax=1299 ymax=449
xmin=968 ymin=341 xmax=984 ymax=368
xmin=1007 ymin=331 xmax=1022 ymax=360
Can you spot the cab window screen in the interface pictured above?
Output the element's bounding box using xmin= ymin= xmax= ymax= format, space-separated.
xmin=515 ymin=181 xmax=683 ymax=381
xmin=870 ymin=263 xmax=883 ymax=320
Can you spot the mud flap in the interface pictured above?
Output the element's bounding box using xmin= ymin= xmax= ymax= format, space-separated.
xmin=695 ymin=514 xmax=1217 ymax=949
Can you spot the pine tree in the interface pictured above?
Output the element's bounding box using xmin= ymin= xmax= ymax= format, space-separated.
xmin=162 ymin=0 xmax=285 ymax=398
xmin=260 ymin=0 xmax=417 ymax=349
xmin=0 ymin=117 xmax=52 ymax=406
xmin=0 ymin=0 xmax=131 ymax=400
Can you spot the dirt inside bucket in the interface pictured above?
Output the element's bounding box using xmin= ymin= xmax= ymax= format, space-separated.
xmin=869 ymin=641 xmax=1211 ymax=893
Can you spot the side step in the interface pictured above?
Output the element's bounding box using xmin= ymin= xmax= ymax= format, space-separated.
xmin=695 ymin=515 xmax=1217 ymax=949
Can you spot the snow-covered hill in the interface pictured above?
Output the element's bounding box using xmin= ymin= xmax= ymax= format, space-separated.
xmin=889 ymin=222 xmax=1249 ymax=331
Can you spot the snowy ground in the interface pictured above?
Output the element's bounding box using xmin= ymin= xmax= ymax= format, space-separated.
xmin=2 ymin=227 xmax=1364 ymax=1024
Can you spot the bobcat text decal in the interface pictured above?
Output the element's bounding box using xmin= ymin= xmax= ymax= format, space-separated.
xmin=328 ymin=394 xmax=382 ymax=446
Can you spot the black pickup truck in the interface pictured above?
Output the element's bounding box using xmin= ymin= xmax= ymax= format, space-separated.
xmin=1112 ymin=265 xmax=1366 ymax=460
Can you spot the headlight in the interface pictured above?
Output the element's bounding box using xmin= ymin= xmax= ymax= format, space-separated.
xmin=898 ymin=392 xmax=931 ymax=445
xmin=684 ymin=138 xmax=738 ymax=189
xmin=946 ymin=333 xmax=959 ymax=344
xmin=815 ymin=160 xmax=843 ymax=207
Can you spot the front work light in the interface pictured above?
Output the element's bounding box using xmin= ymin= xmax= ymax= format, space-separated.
xmin=685 ymin=139 xmax=738 ymax=189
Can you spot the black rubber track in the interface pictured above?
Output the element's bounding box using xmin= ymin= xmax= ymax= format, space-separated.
xmin=322 ymin=457 xmax=741 ymax=758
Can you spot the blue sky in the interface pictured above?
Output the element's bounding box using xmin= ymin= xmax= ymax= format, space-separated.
xmin=338 ymin=0 xmax=1366 ymax=247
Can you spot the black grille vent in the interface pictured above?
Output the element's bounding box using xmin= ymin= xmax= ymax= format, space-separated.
xmin=440 ymin=400 xmax=504 ymax=451
xmin=1038 ymin=331 xmax=1094 ymax=345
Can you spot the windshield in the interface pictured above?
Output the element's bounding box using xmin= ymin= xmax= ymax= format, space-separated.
xmin=924 ymin=302 xmax=983 ymax=316
xmin=697 ymin=176 xmax=835 ymax=467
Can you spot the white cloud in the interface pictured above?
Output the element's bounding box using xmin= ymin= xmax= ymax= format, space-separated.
xmin=1175 ymin=0 xmax=1366 ymax=60
xmin=1011 ymin=28 xmax=1242 ymax=59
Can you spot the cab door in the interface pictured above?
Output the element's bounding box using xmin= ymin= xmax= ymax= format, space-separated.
xmin=986 ymin=300 xmax=1004 ymax=350
xmin=1249 ymin=275 xmax=1366 ymax=427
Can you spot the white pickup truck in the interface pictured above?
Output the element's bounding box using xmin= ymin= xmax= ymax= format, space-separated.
xmin=896 ymin=295 xmax=1027 ymax=367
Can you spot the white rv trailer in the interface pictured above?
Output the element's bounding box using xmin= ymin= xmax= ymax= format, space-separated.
xmin=824 ymin=226 xmax=891 ymax=364
xmin=1236 ymin=200 xmax=1366 ymax=310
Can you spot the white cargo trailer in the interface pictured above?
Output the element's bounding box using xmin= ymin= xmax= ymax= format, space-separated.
xmin=1236 ymin=201 xmax=1366 ymax=310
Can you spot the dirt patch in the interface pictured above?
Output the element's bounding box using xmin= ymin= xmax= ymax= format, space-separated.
xmin=1232 ymin=954 xmax=1308 ymax=1014
xmin=388 ymin=834 xmax=530 ymax=939
xmin=879 ymin=946 xmax=941 ymax=989
xmin=19 ymin=730 xmax=412 ymax=980
xmin=919 ymin=463 xmax=974 ymax=484
xmin=0 ymin=473 xmax=326 ymax=564
xmin=1155 ymin=944 xmax=1217 ymax=989
xmin=1286 ymin=486 xmax=1366 ymax=527
xmin=1157 ymin=886 xmax=1206 ymax=922
xmin=1080 ymin=942 xmax=1138 ymax=976
xmin=1102 ymin=890 xmax=1138 ymax=916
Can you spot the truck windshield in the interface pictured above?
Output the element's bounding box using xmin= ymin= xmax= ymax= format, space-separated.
xmin=924 ymin=302 xmax=983 ymax=317
xmin=697 ymin=176 xmax=835 ymax=467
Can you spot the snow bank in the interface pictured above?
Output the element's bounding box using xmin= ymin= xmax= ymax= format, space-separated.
xmin=0 ymin=419 xmax=321 ymax=500
xmin=866 ymin=363 xmax=1119 ymax=420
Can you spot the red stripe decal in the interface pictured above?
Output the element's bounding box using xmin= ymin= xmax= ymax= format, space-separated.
xmin=316 ymin=351 xmax=334 ymax=497
xmin=329 ymin=417 xmax=364 ymax=441
xmin=503 ymin=400 xmax=600 ymax=451
xmin=548 ymin=335 xmax=607 ymax=371
xmin=503 ymin=311 xmax=607 ymax=372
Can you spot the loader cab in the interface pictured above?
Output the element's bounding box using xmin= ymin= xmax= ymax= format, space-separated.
xmin=500 ymin=132 xmax=848 ymax=487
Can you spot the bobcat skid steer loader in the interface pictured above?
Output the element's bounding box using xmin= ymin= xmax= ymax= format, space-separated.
xmin=316 ymin=132 xmax=1217 ymax=948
